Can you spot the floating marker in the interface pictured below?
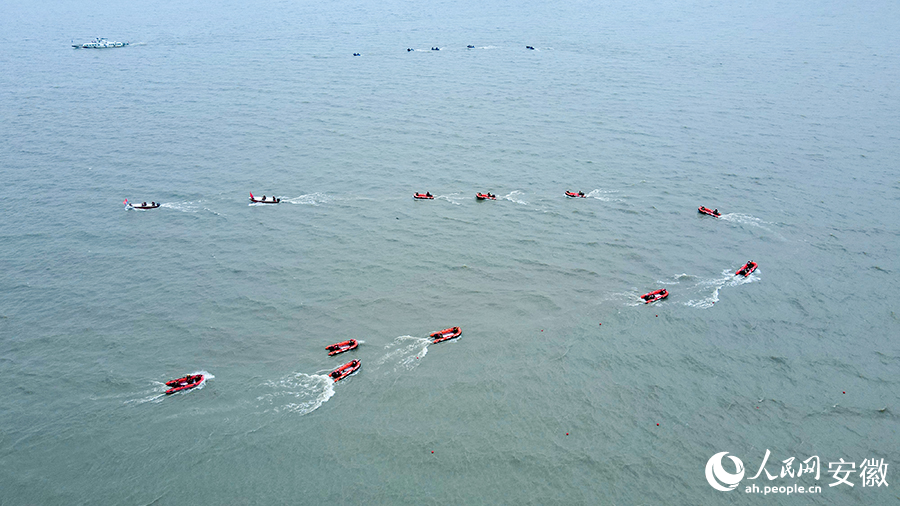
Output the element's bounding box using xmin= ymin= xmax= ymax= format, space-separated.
xmin=566 ymin=433 xmax=569 ymax=436
xmin=431 ymin=451 xmax=434 ymax=454
xmin=656 ymin=423 xmax=659 ymax=426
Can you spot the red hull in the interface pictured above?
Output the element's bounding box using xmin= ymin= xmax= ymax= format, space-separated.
xmin=414 ymin=193 xmax=434 ymax=199
xmin=565 ymin=191 xmax=586 ymax=198
xmin=430 ymin=326 xmax=462 ymax=344
xmin=326 ymin=339 xmax=358 ymax=356
xmin=736 ymin=261 xmax=758 ymax=277
xmin=165 ymin=375 xmax=204 ymax=395
xmin=698 ymin=206 xmax=721 ymax=217
xmin=476 ymin=193 xmax=496 ymax=200
xmin=330 ymin=360 xmax=361 ymax=382
xmin=640 ymin=289 xmax=668 ymax=304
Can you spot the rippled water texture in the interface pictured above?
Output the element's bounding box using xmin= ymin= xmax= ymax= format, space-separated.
xmin=1 ymin=0 xmax=898 ymax=503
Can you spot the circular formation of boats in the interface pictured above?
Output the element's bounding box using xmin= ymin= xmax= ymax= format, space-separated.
xmin=145 ymin=189 xmax=754 ymax=391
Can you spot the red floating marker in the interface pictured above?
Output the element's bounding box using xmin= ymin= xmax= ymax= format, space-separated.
xmin=843 ymin=391 xmax=845 ymax=394
xmin=541 ymin=329 xmax=544 ymax=332
xmin=655 ymin=315 xmax=658 ymax=317
xmin=598 ymin=323 xmax=602 ymax=326
xmin=566 ymin=433 xmax=569 ymax=436
xmin=431 ymin=451 xmax=434 ymax=454
xmin=656 ymin=423 xmax=659 ymax=426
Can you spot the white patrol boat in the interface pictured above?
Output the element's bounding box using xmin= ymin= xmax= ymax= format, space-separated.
xmin=72 ymin=37 xmax=129 ymax=49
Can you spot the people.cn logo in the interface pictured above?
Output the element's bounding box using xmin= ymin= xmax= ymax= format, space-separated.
xmin=706 ymin=452 xmax=745 ymax=491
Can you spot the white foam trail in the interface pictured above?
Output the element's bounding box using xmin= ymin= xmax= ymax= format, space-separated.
xmin=161 ymin=201 xmax=201 ymax=213
xmin=685 ymin=287 xmax=720 ymax=309
xmin=437 ymin=194 xmax=462 ymax=206
xmin=283 ymin=192 xmax=331 ymax=206
xmin=683 ymin=268 xmax=760 ymax=308
xmin=585 ymin=188 xmax=623 ymax=202
xmin=504 ymin=190 xmax=528 ymax=205
xmin=719 ymin=213 xmax=780 ymax=238
xmin=256 ymin=372 xmax=335 ymax=415
xmin=374 ymin=335 xmax=431 ymax=373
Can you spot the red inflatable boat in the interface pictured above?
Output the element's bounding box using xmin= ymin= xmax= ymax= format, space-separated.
xmin=326 ymin=339 xmax=358 ymax=356
xmin=476 ymin=193 xmax=497 ymax=200
xmin=330 ymin=359 xmax=360 ymax=382
xmin=565 ymin=191 xmax=586 ymax=198
xmin=698 ymin=206 xmax=721 ymax=217
xmin=250 ymin=192 xmax=280 ymax=203
xmin=736 ymin=261 xmax=758 ymax=277
xmin=165 ymin=374 xmax=204 ymax=395
xmin=430 ymin=326 xmax=462 ymax=344
xmin=414 ymin=193 xmax=434 ymax=199
xmin=640 ymin=289 xmax=668 ymax=304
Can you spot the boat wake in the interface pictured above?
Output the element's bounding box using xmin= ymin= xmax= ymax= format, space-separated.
xmin=719 ymin=213 xmax=780 ymax=235
xmin=680 ymin=268 xmax=760 ymax=309
xmin=585 ymin=188 xmax=624 ymax=202
xmin=283 ymin=192 xmax=331 ymax=206
xmin=256 ymin=372 xmax=335 ymax=415
xmin=436 ymin=194 xmax=462 ymax=205
xmin=154 ymin=200 xmax=223 ymax=216
xmin=504 ymin=190 xmax=528 ymax=205
xmin=372 ymin=335 xmax=431 ymax=374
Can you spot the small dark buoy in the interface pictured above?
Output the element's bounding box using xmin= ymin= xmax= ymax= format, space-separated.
xmin=843 ymin=391 xmax=846 ymax=394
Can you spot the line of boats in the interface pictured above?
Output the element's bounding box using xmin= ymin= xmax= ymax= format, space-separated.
xmin=127 ymin=193 xmax=757 ymax=304
xmin=163 ymin=326 xmax=462 ymax=394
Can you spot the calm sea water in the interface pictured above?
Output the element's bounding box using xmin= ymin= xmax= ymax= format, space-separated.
xmin=1 ymin=0 xmax=899 ymax=503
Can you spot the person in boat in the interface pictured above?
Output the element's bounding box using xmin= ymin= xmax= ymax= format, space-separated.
xmin=578 ymin=191 xmax=584 ymax=197
xmin=426 ymin=192 xmax=432 ymax=197
xmin=142 ymin=202 xmax=147 ymax=206
xmin=713 ymin=208 xmax=719 ymax=215
xmin=151 ymin=202 xmax=155 ymax=206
